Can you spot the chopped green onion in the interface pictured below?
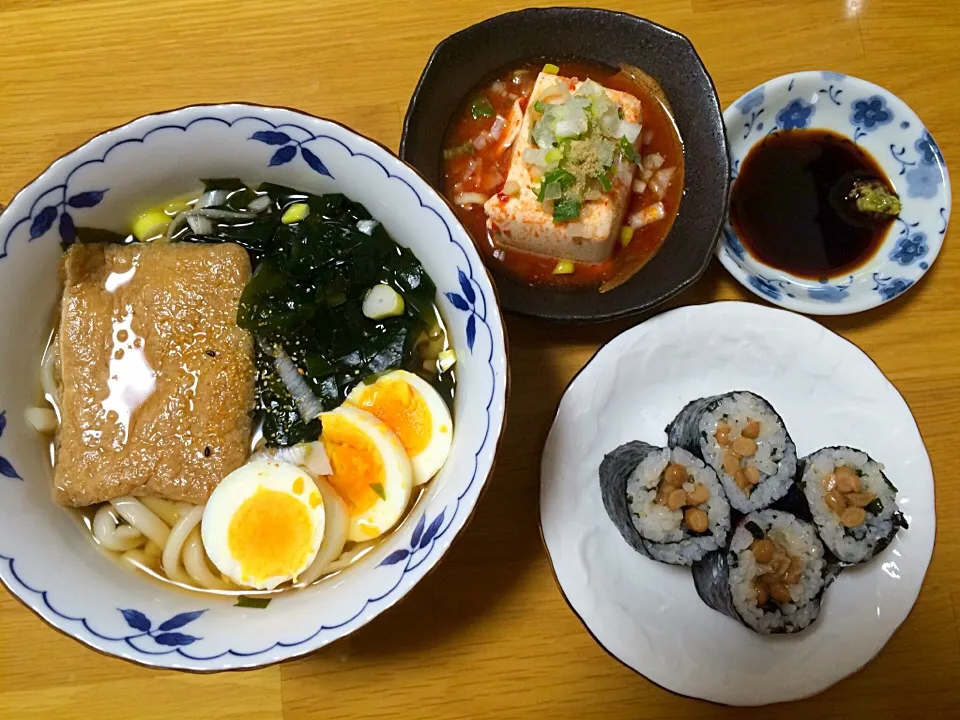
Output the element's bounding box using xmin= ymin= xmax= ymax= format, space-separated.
xmin=438 ymin=348 xmax=457 ymax=372
xmin=533 ymin=100 xmax=545 ymax=113
xmin=281 ymin=203 xmax=310 ymax=224
xmin=553 ymin=198 xmax=582 ymax=222
xmin=132 ymin=209 xmax=171 ymax=241
xmin=470 ymin=96 xmax=495 ymax=119
xmin=542 ymin=63 xmax=560 ymax=75
xmin=597 ymin=171 xmax=613 ymax=192
xmin=543 ymin=168 xmax=576 ymax=190
xmin=235 ymin=596 xmax=271 ymax=609
xmin=370 ymin=482 xmax=387 ymax=500
xmin=620 ymin=226 xmax=634 ymax=247
xmin=362 ymin=284 xmax=405 ymax=319
xmin=619 ymin=136 xmax=641 ymax=164
xmin=545 ymin=147 xmax=563 ymax=164
xmin=552 ymin=259 xmax=574 ymax=274
xmin=443 ymin=141 xmax=475 ymax=160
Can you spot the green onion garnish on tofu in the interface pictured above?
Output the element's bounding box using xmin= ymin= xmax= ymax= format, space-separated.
xmin=553 ymin=199 xmax=582 ymax=223
xmin=523 ymin=73 xmax=641 ymax=222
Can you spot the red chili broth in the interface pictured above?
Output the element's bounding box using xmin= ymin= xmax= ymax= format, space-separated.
xmin=441 ymin=59 xmax=684 ymax=291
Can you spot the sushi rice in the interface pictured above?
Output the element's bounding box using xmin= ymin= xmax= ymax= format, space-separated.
xmin=727 ymin=510 xmax=825 ymax=634
xmin=599 ymin=441 xmax=731 ymax=566
xmin=799 ymin=446 xmax=906 ymax=564
xmin=667 ymin=392 xmax=797 ymax=513
xmin=625 ymin=446 xmax=731 ymax=564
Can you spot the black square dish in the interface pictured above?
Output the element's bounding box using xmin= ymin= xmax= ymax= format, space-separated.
xmin=401 ymin=7 xmax=730 ymax=321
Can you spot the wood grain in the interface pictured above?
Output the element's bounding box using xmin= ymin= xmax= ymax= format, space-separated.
xmin=1 ymin=0 xmax=958 ymax=717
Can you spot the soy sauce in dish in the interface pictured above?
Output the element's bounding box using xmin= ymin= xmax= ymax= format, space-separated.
xmin=729 ymin=129 xmax=900 ymax=279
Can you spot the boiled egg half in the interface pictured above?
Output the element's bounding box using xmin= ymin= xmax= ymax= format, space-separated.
xmin=320 ymin=404 xmax=412 ymax=543
xmin=346 ymin=370 xmax=452 ymax=485
xmin=201 ymin=460 xmax=325 ymax=590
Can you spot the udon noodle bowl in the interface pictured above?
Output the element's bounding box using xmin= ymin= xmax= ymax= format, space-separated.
xmin=31 ymin=181 xmax=456 ymax=597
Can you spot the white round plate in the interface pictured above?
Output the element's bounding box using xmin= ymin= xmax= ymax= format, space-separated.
xmin=540 ymin=302 xmax=935 ymax=706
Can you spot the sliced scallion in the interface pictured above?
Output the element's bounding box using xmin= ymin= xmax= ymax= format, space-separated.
xmin=470 ymin=96 xmax=495 ymax=119
xmin=619 ymin=136 xmax=641 ymax=164
xmin=553 ymin=198 xmax=582 ymax=222
xmin=443 ymin=141 xmax=475 ymax=160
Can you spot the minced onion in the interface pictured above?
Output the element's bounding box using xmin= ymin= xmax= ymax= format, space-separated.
xmin=472 ymin=134 xmax=488 ymax=150
xmin=617 ymin=120 xmax=642 ymax=143
xmin=642 ymin=153 xmax=665 ymax=170
xmin=628 ymin=202 xmax=666 ymax=229
xmin=649 ymin=167 xmax=676 ymax=198
xmin=522 ymin=148 xmax=550 ymax=167
xmin=453 ymin=192 xmax=489 ymax=206
xmin=489 ymin=115 xmax=507 ymax=140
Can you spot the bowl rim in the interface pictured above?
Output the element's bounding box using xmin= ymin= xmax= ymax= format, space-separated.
xmin=717 ymin=70 xmax=952 ymax=315
xmin=0 ymin=101 xmax=511 ymax=672
xmin=400 ymin=6 xmax=730 ymax=323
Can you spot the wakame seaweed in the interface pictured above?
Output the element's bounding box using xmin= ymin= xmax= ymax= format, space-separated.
xmin=187 ymin=181 xmax=438 ymax=446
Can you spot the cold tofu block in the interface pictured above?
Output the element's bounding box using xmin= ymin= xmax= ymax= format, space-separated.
xmin=54 ymin=241 xmax=255 ymax=507
xmin=484 ymin=72 xmax=643 ymax=264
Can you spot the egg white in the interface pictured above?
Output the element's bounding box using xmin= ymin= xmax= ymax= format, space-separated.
xmin=320 ymin=405 xmax=412 ymax=543
xmin=201 ymin=460 xmax=326 ymax=590
xmin=347 ymin=369 xmax=453 ymax=485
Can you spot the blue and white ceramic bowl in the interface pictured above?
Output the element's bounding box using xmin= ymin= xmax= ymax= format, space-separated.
xmin=719 ymin=72 xmax=950 ymax=314
xmin=0 ymin=104 xmax=509 ymax=670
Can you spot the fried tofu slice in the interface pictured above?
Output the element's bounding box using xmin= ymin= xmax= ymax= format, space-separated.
xmin=54 ymin=241 xmax=255 ymax=507
xmin=484 ymin=72 xmax=643 ymax=264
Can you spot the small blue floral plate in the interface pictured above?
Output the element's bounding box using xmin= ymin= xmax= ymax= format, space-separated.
xmin=719 ymin=72 xmax=950 ymax=314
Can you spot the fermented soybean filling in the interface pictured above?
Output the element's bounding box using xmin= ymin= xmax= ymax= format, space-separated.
xmin=729 ymin=129 xmax=900 ymax=279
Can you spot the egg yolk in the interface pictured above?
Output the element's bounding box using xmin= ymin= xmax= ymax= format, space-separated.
xmin=352 ymin=379 xmax=431 ymax=457
xmin=227 ymin=487 xmax=314 ymax=584
xmin=322 ymin=415 xmax=385 ymax=516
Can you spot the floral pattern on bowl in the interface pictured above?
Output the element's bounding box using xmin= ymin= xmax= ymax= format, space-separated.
xmin=719 ymin=72 xmax=950 ymax=315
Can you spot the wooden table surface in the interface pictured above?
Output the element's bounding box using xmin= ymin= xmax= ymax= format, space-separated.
xmin=1 ymin=0 xmax=957 ymax=717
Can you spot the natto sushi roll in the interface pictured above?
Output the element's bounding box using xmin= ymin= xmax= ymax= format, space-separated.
xmin=692 ymin=510 xmax=827 ymax=635
xmin=798 ymin=446 xmax=907 ymax=564
xmin=666 ymin=391 xmax=797 ymax=514
xmin=599 ymin=441 xmax=731 ymax=566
